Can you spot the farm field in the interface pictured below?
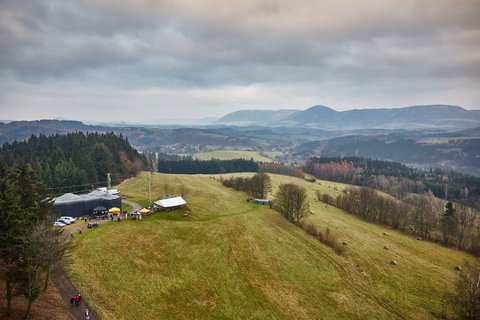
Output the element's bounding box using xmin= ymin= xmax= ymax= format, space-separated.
xmin=193 ymin=150 xmax=273 ymax=162
xmin=68 ymin=172 xmax=475 ymax=319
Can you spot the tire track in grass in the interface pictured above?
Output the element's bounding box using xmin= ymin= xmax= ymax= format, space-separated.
xmin=264 ymin=216 xmax=407 ymax=320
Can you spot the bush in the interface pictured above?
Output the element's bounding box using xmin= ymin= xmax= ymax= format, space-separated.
xmin=297 ymin=223 xmax=344 ymax=256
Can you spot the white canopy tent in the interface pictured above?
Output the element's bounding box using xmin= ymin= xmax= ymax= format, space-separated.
xmin=154 ymin=196 xmax=187 ymax=209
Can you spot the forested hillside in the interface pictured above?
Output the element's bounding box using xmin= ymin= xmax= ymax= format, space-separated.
xmin=304 ymin=157 xmax=480 ymax=208
xmin=295 ymin=135 xmax=480 ymax=176
xmin=157 ymin=158 xmax=258 ymax=174
xmin=0 ymin=132 xmax=149 ymax=194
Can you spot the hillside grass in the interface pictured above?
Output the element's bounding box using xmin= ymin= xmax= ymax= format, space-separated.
xmin=68 ymin=172 xmax=475 ymax=319
xmin=193 ymin=150 xmax=273 ymax=162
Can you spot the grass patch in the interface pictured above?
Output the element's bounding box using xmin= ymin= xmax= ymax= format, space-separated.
xmin=67 ymin=172 xmax=475 ymax=319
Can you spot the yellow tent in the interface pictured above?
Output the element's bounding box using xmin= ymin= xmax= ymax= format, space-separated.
xmin=108 ymin=207 xmax=121 ymax=214
xmin=139 ymin=208 xmax=150 ymax=214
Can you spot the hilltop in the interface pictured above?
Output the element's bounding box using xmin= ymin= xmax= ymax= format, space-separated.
xmin=216 ymin=104 xmax=480 ymax=129
xmin=67 ymin=172 xmax=475 ymax=319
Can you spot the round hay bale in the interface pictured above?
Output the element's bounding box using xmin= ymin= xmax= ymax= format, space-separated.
xmin=390 ymin=260 xmax=397 ymax=266
xmin=384 ymin=245 xmax=389 ymax=250
xmin=417 ymin=237 xmax=422 ymax=240
xmin=342 ymin=241 xmax=348 ymax=246
xmin=383 ymin=232 xmax=388 ymax=236
xmin=454 ymin=266 xmax=462 ymax=271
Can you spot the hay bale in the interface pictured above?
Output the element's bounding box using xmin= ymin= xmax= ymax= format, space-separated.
xmin=454 ymin=266 xmax=462 ymax=271
xmin=342 ymin=241 xmax=348 ymax=246
xmin=384 ymin=245 xmax=389 ymax=250
xmin=383 ymin=232 xmax=388 ymax=236
xmin=390 ymin=260 xmax=397 ymax=266
xmin=417 ymin=237 xmax=422 ymax=240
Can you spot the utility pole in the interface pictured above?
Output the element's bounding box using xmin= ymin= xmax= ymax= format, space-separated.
xmin=107 ymin=173 xmax=111 ymax=189
xmin=148 ymin=171 xmax=152 ymax=207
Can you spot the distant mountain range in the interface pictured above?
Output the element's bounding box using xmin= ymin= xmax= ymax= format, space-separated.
xmin=216 ymin=105 xmax=480 ymax=129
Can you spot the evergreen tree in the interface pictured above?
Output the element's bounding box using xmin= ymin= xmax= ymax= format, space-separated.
xmin=0 ymin=162 xmax=60 ymax=317
xmin=441 ymin=201 xmax=458 ymax=245
xmin=0 ymin=162 xmax=20 ymax=316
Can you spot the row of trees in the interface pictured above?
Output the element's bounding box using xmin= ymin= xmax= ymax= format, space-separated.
xmin=320 ymin=186 xmax=480 ymax=255
xmin=0 ymin=162 xmax=67 ymax=318
xmin=158 ymin=158 xmax=258 ymax=174
xmin=0 ymin=132 xmax=149 ymax=193
xmin=220 ymin=173 xmax=272 ymax=199
xmin=305 ymin=157 xmax=480 ymax=208
xmin=258 ymin=162 xmax=305 ymax=178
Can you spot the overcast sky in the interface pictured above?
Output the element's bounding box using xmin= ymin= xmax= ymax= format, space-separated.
xmin=1 ymin=0 xmax=479 ymax=123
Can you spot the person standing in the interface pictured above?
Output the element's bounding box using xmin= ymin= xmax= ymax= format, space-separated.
xmin=85 ymin=308 xmax=90 ymax=320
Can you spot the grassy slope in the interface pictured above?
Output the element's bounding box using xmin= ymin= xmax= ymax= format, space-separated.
xmin=68 ymin=172 xmax=475 ymax=319
xmin=193 ymin=150 xmax=272 ymax=162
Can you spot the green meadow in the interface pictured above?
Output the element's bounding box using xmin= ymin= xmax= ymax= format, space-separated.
xmin=68 ymin=172 xmax=475 ymax=319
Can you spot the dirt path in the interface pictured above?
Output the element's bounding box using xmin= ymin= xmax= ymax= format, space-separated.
xmin=123 ymin=199 xmax=142 ymax=212
xmin=53 ymin=200 xmax=142 ymax=320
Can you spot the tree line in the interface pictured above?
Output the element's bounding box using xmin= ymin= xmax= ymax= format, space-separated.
xmin=258 ymin=162 xmax=305 ymax=178
xmin=0 ymin=162 xmax=67 ymax=318
xmin=305 ymin=157 xmax=480 ymax=209
xmin=0 ymin=132 xmax=149 ymax=194
xmin=158 ymin=158 xmax=258 ymax=174
xmin=220 ymin=173 xmax=272 ymax=199
xmin=319 ymin=186 xmax=480 ymax=255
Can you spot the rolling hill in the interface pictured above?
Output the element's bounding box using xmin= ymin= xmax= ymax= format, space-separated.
xmin=67 ymin=172 xmax=475 ymax=319
xmin=217 ymin=104 xmax=480 ymax=129
xmin=215 ymin=109 xmax=299 ymax=125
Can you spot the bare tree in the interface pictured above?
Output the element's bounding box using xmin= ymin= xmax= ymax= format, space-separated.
xmin=454 ymin=262 xmax=480 ymax=320
xmin=18 ymin=220 xmax=68 ymax=319
xmin=404 ymin=193 xmax=439 ymax=239
xmin=274 ymin=183 xmax=309 ymax=224
xmin=251 ymin=173 xmax=272 ymax=199
xmin=163 ymin=182 xmax=170 ymax=196
xmin=456 ymin=205 xmax=477 ymax=250
xmin=178 ymin=184 xmax=188 ymax=198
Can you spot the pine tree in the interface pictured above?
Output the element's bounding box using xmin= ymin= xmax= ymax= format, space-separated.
xmin=441 ymin=201 xmax=458 ymax=245
xmin=0 ymin=161 xmax=21 ymax=316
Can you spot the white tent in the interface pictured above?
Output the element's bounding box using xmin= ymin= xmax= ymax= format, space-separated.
xmin=154 ymin=196 xmax=187 ymax=209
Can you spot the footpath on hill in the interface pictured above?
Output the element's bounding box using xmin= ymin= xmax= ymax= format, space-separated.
xmin=53 ymin=199 xmax=142 ymax=320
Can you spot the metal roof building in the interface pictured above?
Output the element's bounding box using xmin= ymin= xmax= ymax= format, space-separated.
xmin=54 ymin=190 xmax=122 ymax=217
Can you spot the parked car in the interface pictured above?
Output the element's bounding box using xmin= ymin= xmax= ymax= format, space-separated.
xmin=53 ymin=221 xmax=67 ymax=227
xmin=59 ymin=216 xmax=76 ymax=224
xmin=57 ymin=218 xmax=72 ymax=225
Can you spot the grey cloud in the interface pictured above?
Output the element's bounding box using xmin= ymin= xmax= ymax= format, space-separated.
xmin=0 ymin=0 xmax=479 ymax=120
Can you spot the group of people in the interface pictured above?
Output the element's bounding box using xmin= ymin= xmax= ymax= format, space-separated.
xmin=69 ymin=293 xmax=90 ymax=319
xmin=70 ymin=293 xmax=82 ymax=307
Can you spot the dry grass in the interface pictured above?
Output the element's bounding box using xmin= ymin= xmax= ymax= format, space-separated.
xmin=67 ymin=172 xmax=476 ymax=319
